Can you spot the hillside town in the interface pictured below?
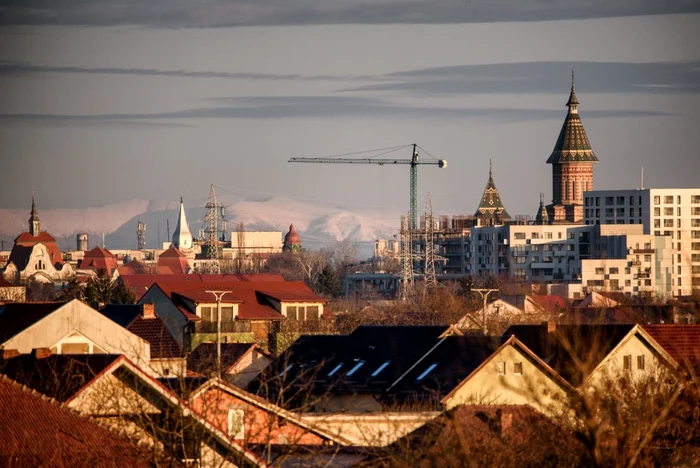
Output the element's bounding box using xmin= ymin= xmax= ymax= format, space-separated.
xmin=1 ymin=73 xmax=699 ymax=466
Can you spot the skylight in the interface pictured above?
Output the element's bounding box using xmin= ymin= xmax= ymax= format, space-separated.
xmin=371 ymin=361 xmax=391 ymax=377
xmin=416 ymin=363 xmax=439 ymax=381
xmin=327 ymin=363 xmax=344 ymax=377
xmin=278 ymin=364 xmax=293 ymax=377
xmin=346 ymin=361 xmax=366 ymax=376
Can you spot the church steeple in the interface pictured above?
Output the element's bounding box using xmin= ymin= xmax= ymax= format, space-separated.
xmin=535 ymin=193 xmax=550 ymax=225
xmin=29 ymin=196 xmax=41 ymax=236
xmin=172 ymin=197 xmax=193 ymax=253
xmin=474 ymin=160 xmax=511 ymax=227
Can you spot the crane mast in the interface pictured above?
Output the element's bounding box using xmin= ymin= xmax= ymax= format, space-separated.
xmin=289 ymin=143 xmax=446 ymax=230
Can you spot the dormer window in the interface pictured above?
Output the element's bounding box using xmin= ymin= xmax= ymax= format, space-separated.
xmin=35 ymin=260 xmax=46 ymax=270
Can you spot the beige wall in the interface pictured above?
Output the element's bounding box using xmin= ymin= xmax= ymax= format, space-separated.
xmin=2 ymin=300 xmax=153 ymax=373
xmin=300 ymin=412 xmax=441 ymax=447
xmin=444 ymin=344 xmax=569 ymax=418
xmin=587 ymin=333 xmax=667 ymax=389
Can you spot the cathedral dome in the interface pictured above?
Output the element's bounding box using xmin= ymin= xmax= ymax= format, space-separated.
xmin=284 ymin=224 xmax=301 ymax=246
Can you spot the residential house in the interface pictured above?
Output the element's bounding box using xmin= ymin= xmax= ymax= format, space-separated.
xmin=0 ymin=350 xmax=266 ymax=467
xmin=189 ymin=378 xmax=349 ymax=448
xmin=187 ymin=342 xmax=273 ymax=387
xmin=0 ymin=299 xmax=152 ymax=373
xmin=100 ymin=303 xmax=186 ymax=377
xmin=0 ymin=375 xmax=157 ymax=467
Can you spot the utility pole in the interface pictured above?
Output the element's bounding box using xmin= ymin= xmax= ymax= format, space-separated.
xmin=473 ymin=288 xmax=499 ymax=335
xmin=205 ymin=290 xmax=230 ymax=378
xmin=201 ymin=184 xmax=227 ymax=273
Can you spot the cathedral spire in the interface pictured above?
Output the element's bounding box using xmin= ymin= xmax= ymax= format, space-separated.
xmin=172 ymin=197 xmax=193 ymax=253
xmin=535 ymin=193 xmax=550 ymax=225
xmin=474 ymin=161 xmax=511 ymax=227
xmin=29 ymin=196 xmax=41 ymax=236
xmin=566 ymin=70 xmax=579 ymax=109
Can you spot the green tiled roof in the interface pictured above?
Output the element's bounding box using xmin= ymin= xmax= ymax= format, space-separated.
xmin=547 ymin=80 xmax=598 ymax=164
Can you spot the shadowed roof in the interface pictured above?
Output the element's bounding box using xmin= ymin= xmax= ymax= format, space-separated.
xmin=187 ymin=342 xmax=257 ymax=375
xmin=0 ymin=302 xmax=67 ymax=343
xmin=642 ymin=324 xmax=700 ymax=374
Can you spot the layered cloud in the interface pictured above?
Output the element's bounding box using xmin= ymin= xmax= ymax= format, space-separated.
xmin=1 ymin=0 xmax=699 ymax=27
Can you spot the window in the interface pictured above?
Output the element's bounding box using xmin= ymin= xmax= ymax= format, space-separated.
xmin=596 ymin=197 xmax=600 ymax=206
xmin=623 ymin=355 xmax=632 ymax=371
xmin=605 ymin=197 xmax=614 ymax=206
xmin=678 ymin=195 xmax=682 ymax=204
xmin=678 ymin=207 xmax=682 ymax=217
xmin=654 ymin=207 xmax=660 ymax=216
xmin=654 ymin=196 xmax=660 ymax=205
xmin=417 ymin=363 xmax=439 ymax=381
xmin=595 ymin=268 xmax=604 ymax=275
xmin=630 ymin=207 xmax=635 ymax=217
xmin=278 ymin=364 xmax=293 ymax=377
xmin=664 ymin=207 xmax=673 ymax=216
xmin=664 ymin=219 xmax=674 ymax=228
xmin=346 ymin=360 xmax=366 ymax=377
xmin=35 ymin=260 xmax=45 ymax=270
xmin=307 ymin=305 xmax=320 ymax=320
xmin=496 ymin=362 xmax=506 ymax=376
xmin=617 ymin=196 xmax=625 ymax=204
xmin=513 ymin=362 xmax=523 ymax=375
xmin=371 ymin=361 xmax=391 ymax=377
xmin=665 ymin=196 xmax=674 ymax=204
xmin=287 ymin=306 xmax=297 ymax=320
xmin=228 ymin=409 xmax=245 ymax=440
xmin=692 ymin=195 xmax=700 ymax=204
xmin=630 ymin=196 xmax=635 ymax=205
xmin=609 ymin=268 xmax=619 ymax=274
xmin=545 ymin=232 xmax=553 ymax=239
xmin=514 ymin=232 xmax=526 ymax=240
xmin=327 ymin=363 xmax=344 ymax=377
xmin=637 ymin=355 xmax=645 ymax=370
xmin=221 ymin=306 xmax=234 ymax=322
xmin=654 ymin=219 xmax=661 ymax=228
xmin=644 ymin=255 xmax=652 ymax=263
xmin=201 ymin=306 xmax=213 ymax=322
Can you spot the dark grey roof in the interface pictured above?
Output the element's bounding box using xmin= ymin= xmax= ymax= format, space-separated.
xmin=0 ymin=302 xmax=66 ymax=343
xmin=187 ymin=342 xmax=256 ymax=375
xmin=99 ymin=304 xmax=142 ymax=328
xmin=503 ymin=324 xmax=634 ymax=386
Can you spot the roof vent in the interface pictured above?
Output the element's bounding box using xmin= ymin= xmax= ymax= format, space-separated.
xmin=31 ymin=348 xmax=52 ymax=359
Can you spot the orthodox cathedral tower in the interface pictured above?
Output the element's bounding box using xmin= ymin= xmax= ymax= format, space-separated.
xmin=474 ymin=160 xmax=511 ymax=227
xmin=546 ymin=73 xmax=598 ymax=224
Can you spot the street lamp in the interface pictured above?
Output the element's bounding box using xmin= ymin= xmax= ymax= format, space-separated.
xmin=205 ymin=290 xmax=230 ymax=377
xmin=473 ymin=288 xmax=499 ymax=335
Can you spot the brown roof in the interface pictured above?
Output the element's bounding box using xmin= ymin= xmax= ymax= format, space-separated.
xmin=0 ymin=302 xmax=67 ymax=343
xmin=642 ymin=325 xmax=700 ymax=374
xmin=0 ymin=376 xmax=156 ymax=467
xmin=127 ymin=315 xmax=182 ymax=359
xmin=120 ymin=273 xmax=285 ymax=300
xmin=187 ymin=342 xmax=258 ymax=375
xmin=256 ymin=282 xmax=327 ymax=303
xmin=78 ymin=246 xmax=119 ymax=275
xmin=159 ymin=246 xmax=186 ymax=258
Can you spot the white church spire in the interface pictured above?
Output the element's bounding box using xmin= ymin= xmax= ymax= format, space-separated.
xmin=172 ymin=197 xmax=193 ymax=253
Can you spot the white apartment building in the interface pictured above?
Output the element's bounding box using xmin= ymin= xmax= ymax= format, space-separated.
xmin=584 ymin=188 xmax=700 ymax=297
xmin=470 ymin=224 xmax=673 ymax=299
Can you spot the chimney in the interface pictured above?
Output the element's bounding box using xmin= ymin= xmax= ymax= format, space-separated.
xmin=31 ymin=348 xmax=52 ymax=359
xmin=2 ymin=349 xmax=20 ymax=360
xmin=544 ymin=320 xmax=556 ymax=333
xmin=142 ymin=303 xmax=156 ymax=319
xmin=500 ymin=411 xmax=513 ymax=434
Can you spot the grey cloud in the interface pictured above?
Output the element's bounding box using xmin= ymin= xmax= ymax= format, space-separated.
xmin=0 ymin=95 xmax=672 ymax=124
xmin=340 ymin=61 xmax=700 ymax=96
xmin=0 ymin=0 xmax=698 ymax=27
xmin=0 ymin=61 xmax=357 ymax=81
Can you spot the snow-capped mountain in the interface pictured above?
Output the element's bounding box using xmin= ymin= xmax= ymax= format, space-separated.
xmin=0 ymin=195 xmax=400 ymax=255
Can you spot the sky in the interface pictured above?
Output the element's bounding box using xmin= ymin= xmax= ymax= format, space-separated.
xmin=1 ymin=1 xmax=699 ymax=223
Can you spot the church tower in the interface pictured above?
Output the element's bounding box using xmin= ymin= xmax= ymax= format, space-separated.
xmin=474 ymin=160 xmax=511 ymax=227
xmin=546 ymin=73 xmax=598 ymax=223
xmin=29 ymin=196 xmax=41 ymax=236
xmin=172 ymin=197 xmax=194 ymax=259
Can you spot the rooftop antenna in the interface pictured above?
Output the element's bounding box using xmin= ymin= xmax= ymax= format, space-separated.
xmin=166 ymin=219 xmax=170 ymax=244
xmin=102 ymin=232 xmax=105 ymax=249
xmin=641 ymin=166 xmax=644 ymax=190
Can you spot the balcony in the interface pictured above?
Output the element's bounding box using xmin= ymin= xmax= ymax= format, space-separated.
xmin=630 ymin=261 xmax=642 ymax=266
xmin=195 ymin=320 xmax=252 ymax=334
xmin=633 ymin=249 xmax=655 ymax=254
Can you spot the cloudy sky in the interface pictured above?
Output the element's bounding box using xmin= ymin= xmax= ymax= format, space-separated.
xmin=1 ymin=1 xmax=699 ymax=223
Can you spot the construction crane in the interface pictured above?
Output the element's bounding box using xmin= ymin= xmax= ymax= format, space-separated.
xmin=289 ymin=144 xmax=446 ymax=230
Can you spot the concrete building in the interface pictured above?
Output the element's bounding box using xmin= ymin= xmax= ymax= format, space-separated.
xmin=583 ymin=188 xmax=700 ymax=296
xmin=469 ymin=223 xmax=673 ymax=298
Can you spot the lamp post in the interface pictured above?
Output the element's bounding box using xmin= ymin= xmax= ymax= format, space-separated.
xmin=473 ymin=288 xmax=499 ymax=335
xmin=205 ymin=290 xmax=230 ymax=377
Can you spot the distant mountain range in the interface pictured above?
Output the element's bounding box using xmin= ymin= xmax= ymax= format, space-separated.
xmin=0 ymin=195 xmax=400 ymax=256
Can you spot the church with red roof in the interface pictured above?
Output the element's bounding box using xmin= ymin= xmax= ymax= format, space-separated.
xmin=3 ymin=198 xmax=73 ymax=284
xmin=77 ymin=245 xmax=120 ymax=277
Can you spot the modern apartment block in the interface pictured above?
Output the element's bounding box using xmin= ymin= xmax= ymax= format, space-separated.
xmin=469 ymin=223 xmax=673 ymax=298
xmin=583 ymin=188 xmax=700 ymax=297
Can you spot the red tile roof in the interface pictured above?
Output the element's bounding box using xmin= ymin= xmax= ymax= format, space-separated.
xmin=0 ymin=277 xmax=15 ymax=287
xmin=256 ymin=282 xmax=327 ymax=303
xmin=127 ymin=315 xmax=183 ymax=359
xmin=8 ymin=231 xmax=64 ymax=270
xmin=0 ymin=376 xmax=156 ymax=467
xmin=120 ymin=273 xmax=285 ymax=300
xmin=78 ymin=246 xmax=119 ymax=275
xmin=529 ymin=295 xmax=570 ymax=312
xmin=159 ymin=246 xmax=186 ymax=258
xmin=642 ymin=325 xmax=700 ymax=374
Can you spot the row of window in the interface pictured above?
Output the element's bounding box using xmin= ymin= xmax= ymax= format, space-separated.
xmin=623 ymin=354 xmax=645 ymax=371
xmin=585 ymin=195 xmax=643 ymax=207
xmin=496 ymin=361 xmax=522 ymax=376
xmin=654 ymin=195 xmax=700 ymax=205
